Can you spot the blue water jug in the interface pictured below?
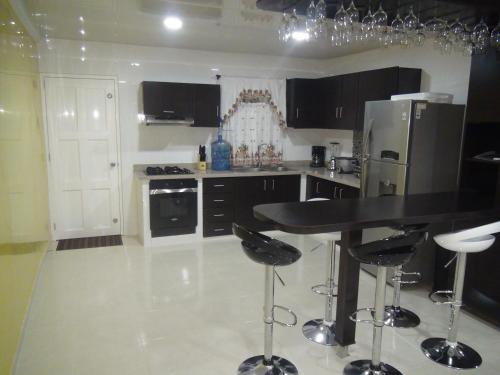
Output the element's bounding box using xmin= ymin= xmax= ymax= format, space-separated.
xmin=211 ymin=130 xmax=231 ymax=170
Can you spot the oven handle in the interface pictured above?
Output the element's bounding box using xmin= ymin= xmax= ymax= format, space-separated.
xmin=150 ymin=188 xmax=198 ymax=195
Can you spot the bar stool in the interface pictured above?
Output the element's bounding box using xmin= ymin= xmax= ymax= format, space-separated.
xmin=379 ymin=225 xmax=426 ymax=329
xmin=421 ymin=221 xmax=500 ymax=370
xmin=233 ymin=223 xmax=302 ymax=375
xmin=344 ymin=226 xmax=427 ymax=375
xmin=302 ymin=198 xmax=341 ymax=346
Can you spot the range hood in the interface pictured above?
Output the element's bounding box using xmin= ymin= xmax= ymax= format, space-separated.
xmin=144 ymin=114 xmax=194 ymax=126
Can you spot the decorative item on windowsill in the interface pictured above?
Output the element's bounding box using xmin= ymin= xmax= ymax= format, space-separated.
xmin=211 ymin=122 xmax=231 ymax=171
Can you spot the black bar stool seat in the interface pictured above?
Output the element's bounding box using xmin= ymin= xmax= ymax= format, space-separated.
xmin=241 ymin=240 xmax=302 ymax=267
xmin=348 ymin=231 xmax=425 ymax=267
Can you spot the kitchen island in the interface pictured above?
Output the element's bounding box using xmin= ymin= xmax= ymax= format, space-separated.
xmin=253 ymin=192 xmax=500 ymax=350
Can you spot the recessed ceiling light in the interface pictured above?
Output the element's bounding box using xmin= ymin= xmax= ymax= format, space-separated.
xmin=211 ymin=68 xmax=219 ymax=72
xmin=131 ymin=62 xmax=140 ymax=67
xmin=119 ymin=80 xmax=127 ymax=84
xmin=81 ymin=45 xmax=86 ymax=51
xmin=291 ymin=31 xmax=310 ymax=42
xmin=80 ymin=57 xmax=86 ymax=62
xmin=79 ymin=16 xmax=84 ymax=22
xmin=163 ymin=16 xmax=183 ymax=31
xmin=10 ymin=20 xmax=15 ymax=25
xmin=80 ymin=29 xmax=86 ymax=35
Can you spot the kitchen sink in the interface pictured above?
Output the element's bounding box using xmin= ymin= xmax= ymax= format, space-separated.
xmin=232 ymin=166 xmax=294 ymax=172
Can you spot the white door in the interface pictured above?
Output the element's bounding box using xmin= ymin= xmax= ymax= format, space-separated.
xmin=44 ymin=77 xmax=121 ymax=240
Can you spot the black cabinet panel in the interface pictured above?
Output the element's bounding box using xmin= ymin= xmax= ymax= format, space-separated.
xmin=234 ymin=176 xmax=269 ymax=229
xmin=193 ymin=84 xmax=220 ymax=127
xmin=338 ymin=73 xmax=359 ymax=130
xmin=287 ymin=67 xmax=420 ymax=130
xmin=141 ymin=81 xmax=220 ymax=127
xmin=306 ymin=175 xmax=360 ymax=200
xmin=286 ymin=79 xmax=320 ymax=128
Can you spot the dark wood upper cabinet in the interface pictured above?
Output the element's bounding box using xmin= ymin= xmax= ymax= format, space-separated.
xmin=141 ymin=81 xmax=193 ymax=119
xmin=141 ymin=81 xmax=220 ymax=127
xmin=287 ymin=67 xmax=421 ymax=130
xmin=193 ymin=84 xmax=221 ymax=127
xmin=286 ymin=79 xmax=320 ymax=128
xmin=465 ymin=49 xmax=500 ymax=124
xmin=355 ymin=67 xmax=421 ymax=130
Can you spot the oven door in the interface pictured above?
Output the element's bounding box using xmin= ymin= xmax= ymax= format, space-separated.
xmin=149 ymin=190 xmax=197 ymax=237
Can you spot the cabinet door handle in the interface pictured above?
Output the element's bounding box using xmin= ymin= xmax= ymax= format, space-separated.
xmin=339 ymin=188 xmax=343 ymax=200
xmin=315 ymin=181 xmax=320 ymax=194
xmin=216 ymin=105 xmax=219 ymax=117
xmin=213 ymin=199 xmax=225 ymax=202
xmin=272 ymin=179 xmax=275 ymax=191
xmin=213 ymin=214 xmax=225 ymax=217
xmin=264 ymin=179 xmax=267 ymax=191
xmin=213 ymin=228 xmax=225 ymax=232
xmin=213 ymin=184 xmax=224 ymax=187
xmin=336 ymin=107 xmax=339 ymax=119
xmin=333 ymin=186 xmax=337 ymax=199
xmin=340 ymin=106 xmax=343 ymax=118
xmin=296 ymin=108 xmax=299 ymax=119
xmin=163 ymin=110 xmax=175 ymax=113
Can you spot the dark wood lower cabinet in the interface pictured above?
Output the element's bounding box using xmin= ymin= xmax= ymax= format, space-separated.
xmin=306 ymin=175 xmax=360 ymax=200
xmin=203 ymin=175 xmax=301 ymax=237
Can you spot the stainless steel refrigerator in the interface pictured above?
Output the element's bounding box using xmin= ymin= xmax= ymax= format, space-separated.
xmin=360 ymin=99 xmax=466 ymax=283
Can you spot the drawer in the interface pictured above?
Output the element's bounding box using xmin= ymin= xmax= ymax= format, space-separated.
xmin=204 ymin=207 xmax=234 ymax=223
xmin=203 ymin=222 xmax=233 ymax=237
xmin=203 ymin=192 xmax=234 ymax=209
xmin=203 ymin=178 xmax=234 ymax=193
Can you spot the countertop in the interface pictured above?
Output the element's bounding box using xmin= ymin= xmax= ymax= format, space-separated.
xmin=133 ymin=161 xmax=361 ymax=189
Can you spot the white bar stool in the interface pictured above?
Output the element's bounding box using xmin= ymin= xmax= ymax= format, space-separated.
xmin=421 ymin=221 xmax=500 ymax=370
xmin=302 ymin=198 xmax=341 ymax=346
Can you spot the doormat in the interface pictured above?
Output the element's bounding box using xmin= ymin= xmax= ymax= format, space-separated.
xmin=56 ymin=235 xmax=123 ymax=251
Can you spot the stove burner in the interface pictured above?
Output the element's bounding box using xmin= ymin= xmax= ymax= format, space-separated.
xmin=146 ymin=166 xmax=194 ymax=176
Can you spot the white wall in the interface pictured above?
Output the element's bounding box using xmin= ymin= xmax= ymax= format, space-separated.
xmin=38 ymin=39 xmax=353 ymax=236
xmin=324 ymin=41 xmax=472 ymax=105
xmin=38 ymin=39 xmax=472 ymax=237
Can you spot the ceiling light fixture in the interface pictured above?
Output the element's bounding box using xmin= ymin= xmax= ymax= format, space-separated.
xmin=79 ymin=16 xmax=84 ymax=22
xmin=292 ymin=31 xmax=310 ymax=42
xmin=80 ymin=29 xmax=85 ymax=35
xmin=131 ymin=62 xmax=140 ymax=67
xmin=163 ymin=16 xmax=183 ymax=31
xmin=81 ymin=45 xmax=86 ymax=51
xmin=211 ymin=68 xmax=219 ymax=72
xmin=10 ymin=20 xmax=15 ymax=25
xmin=80 ymin=57 xmax=86 ymax=62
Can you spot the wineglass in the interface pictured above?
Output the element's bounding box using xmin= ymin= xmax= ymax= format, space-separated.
xmin=278 ymin=13 xmax=291 ymax=42
xmin=491 ymin=22 xmax=500 ymax=50
xmin=334 ymin=3 xmax=349 ymax=32
xmin=404 ymin=6 xmax=419 ymax=32
xmin=315 ymin=0 xmax=328 ymax=39
xmin=373 ymin=3 xmax=388 ymax=35
xmin=449 ymin=18 xmax=464 ymax=43
xmin=306 ymin=0 xmax=317 ymax=37
xmin=361 ymin=8 xmax=375 ymax=40
xmin=415 ymin=22 xmax=426 ymax=46
xmin=391 ymin=13 xmax=405 ymax=44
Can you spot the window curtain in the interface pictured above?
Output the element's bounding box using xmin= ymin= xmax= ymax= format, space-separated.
xmin=220 ymin=77 xmax=286 ymax=167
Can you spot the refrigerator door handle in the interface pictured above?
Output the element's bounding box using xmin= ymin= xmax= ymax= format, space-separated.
xmin=363 ymin=119 xmax=374 ymax=160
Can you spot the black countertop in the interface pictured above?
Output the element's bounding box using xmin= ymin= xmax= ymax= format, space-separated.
xmin=254 ymin=192 xmax=500 ymax=234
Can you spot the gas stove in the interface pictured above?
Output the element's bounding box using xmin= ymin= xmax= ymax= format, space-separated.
xmin=145 ymin=166 xmax=194 ymax=176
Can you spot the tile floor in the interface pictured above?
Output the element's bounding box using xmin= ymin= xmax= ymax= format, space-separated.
xmin=15 ymin=234 xmax=500 ymax=375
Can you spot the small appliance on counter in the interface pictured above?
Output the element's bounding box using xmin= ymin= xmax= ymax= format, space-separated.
xmin=198 ymin=145 xmax=207 ymax=171
xmin=334 ymin=157 xmax=358 ymax=174
xmin=311 ymin=145 xmax=326 ymax=168
xmin=211 ymin=129 xmax=231 ymax=171
xmin=327 ymin=142 xmax=341 ymax=171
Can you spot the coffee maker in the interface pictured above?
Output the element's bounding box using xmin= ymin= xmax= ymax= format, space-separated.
xmin=311 ymin=146 xmax=326 ymax=168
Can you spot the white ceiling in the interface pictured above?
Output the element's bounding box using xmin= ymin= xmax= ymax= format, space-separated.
xmin=19 ymin=0 xmax=380 ymax=59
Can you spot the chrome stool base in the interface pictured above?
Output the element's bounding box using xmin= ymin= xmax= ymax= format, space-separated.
xmin=421 ymin=337 xmax=482 ymax=370
xmin=343 ymin=359 xmax=402 ymax=375
xmin=378 ymin=306 xmax=420 ymax=328
xmin=237 ymin=355 xmax=299 ymax=375
xmin=302 ymin=319 xmax=338 ymax=346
